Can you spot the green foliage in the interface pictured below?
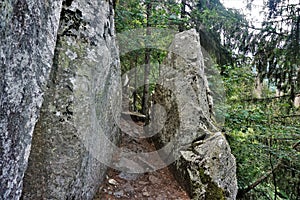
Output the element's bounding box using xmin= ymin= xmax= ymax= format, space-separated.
xmin=218 ymin=2 xmax=300 ymax=197
xmin=115 ymin=1 xmax=300 ymax=198
xmin=224 ymin=63 xmax=300 ymax=200
xmin=115 ymin=0 xmax=145 ymax=31
xmin=115 ymin=0 xmax=182 ymax=112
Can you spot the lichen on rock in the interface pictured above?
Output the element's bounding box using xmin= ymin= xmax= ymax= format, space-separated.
xmin=152 ymin=29 xmax=237 ymax=200
xmin=21 ymin=0 xmax=121 ymax=199
xmin=0 ymin=1 xmax=63 ymax=199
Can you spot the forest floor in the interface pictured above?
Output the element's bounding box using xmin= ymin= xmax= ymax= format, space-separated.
xmin=93 ymin=118 xmax=189 ymax=200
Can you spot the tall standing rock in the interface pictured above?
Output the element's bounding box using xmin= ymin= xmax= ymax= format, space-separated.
xmin=1 ymin=0 xmax=121 ymax=199
xmin=0 ymin=1 xmax=63 ymax=199
xmin=22 ymin=0 xmax=121 ymax=199
xmin=152 ymin=29 xmax=237 ymax=199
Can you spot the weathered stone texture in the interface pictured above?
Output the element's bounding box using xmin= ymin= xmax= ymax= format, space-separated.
xmin=152 ymin=29 xmax=237 ymax=199
xmin=22 ymin=0 xmax=121 ymax=199
xmin=0 ymin=1 xmax=63 ymax=199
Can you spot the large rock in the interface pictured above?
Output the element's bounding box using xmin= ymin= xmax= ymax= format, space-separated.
xmin=21 ymin=0 xmax=121 ymax=199
xmin=0 ymin=1 xmax=63 ymax=199
xmin=152 ymin=29 xmax=237 ymax=199
xmin=0 ymin=0 xmax=120 ymax=199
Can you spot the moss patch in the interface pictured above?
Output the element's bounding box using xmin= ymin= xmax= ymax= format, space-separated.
xmin=198 ymin=168 xmax=226 ymax=200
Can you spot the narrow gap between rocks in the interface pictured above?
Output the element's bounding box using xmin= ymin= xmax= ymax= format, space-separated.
xmin=94 ymin=115 xmax=190 ymax=200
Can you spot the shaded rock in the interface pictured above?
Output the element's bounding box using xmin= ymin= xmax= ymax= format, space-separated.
xmin=152 ymin=29 xmax=237 ymax=199
xmin=178 ymin=132 xmax=237 ymax=200
xmin=0 ymin=1 xmax=63 ymax=199
xmin=21 ymin=0 xmax=121 ymax=199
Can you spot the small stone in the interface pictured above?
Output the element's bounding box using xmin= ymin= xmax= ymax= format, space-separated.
xmin=156 ymin=194 xmax=166 ymax=200
xmin=123 ymin=183 xmax=134 ymax=194
xmin=108 ymin=179 xmax=118 ymax=186
xmin=118 ymin=172 xmax=139 ymax=181
xmin=142 ymin=186 xmax=148 ymax=192
xmin=117 ymin=157 xmax=144 ymax=173
xmin=142 ymin=191 xmax=150 ymax=197
xmin=148 ymin=175 xmax=160 ymax=184
xmin=138 ymin=181 xmax=148 ymax=185
xmin=114 ymin=190 xmax=124 ymax=198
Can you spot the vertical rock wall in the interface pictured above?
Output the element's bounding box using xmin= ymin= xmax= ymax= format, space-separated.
xmin=1 ymin=0 xmax=120 ymax=199
xmin=22 ymin=0 xmax=121 ymax=199
xmin=0 ymin=1 xmax=63 ymax=199
xmin=152 ymin=29 xmax=237 ymax=199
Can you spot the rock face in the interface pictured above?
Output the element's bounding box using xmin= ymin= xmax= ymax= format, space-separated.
xmin=22 ymin=0 xmax=121 ymax=199
xmin=152 ymin=29 xmax=237 ymax=199
xmin=1 ymin=0 xmax=120 ymax=199
xmin=0 ymin=1 xmax=63 ymax=199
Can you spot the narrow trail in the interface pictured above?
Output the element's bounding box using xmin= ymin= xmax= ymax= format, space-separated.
xmin=94 ymin=117 xmax=190 ymax=200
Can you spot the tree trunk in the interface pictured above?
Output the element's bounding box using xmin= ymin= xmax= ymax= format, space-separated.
xmin=253 ymin=75 xmax=263 ymax=98
xmin=142 ymin=1 xmax=152 ymax=116
xmin=179 ymin=0 xmax=187 ymax=32
xmin=142 ymin=49 xmax=151 ymax=115
xmin=293 ymin=15 xmax=300 ymax=107
xmin=133 ymin=55 xmax=138 ymax=111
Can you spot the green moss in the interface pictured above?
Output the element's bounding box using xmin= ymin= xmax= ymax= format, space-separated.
xmin=198 ymin=168 xmax=226 ymax=200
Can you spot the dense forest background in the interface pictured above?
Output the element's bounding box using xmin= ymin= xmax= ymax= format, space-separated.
xmin=114 ymin=0 xmax=299 ymax=199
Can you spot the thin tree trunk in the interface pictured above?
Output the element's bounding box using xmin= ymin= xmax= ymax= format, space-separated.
xmin=133 ymin=55 xmax=138 ymax=111
xmin=293 ymin=15 xmax=300 ymax=107
xmin=253 ymin=75 xmax=263 ymax=98
xmin=269 ymin=139 xmax=278 ymax=200
xmin=142 ymin=49 xmax=151 ymax=115
xmin=142 ymin=1 xmax=152 ymax=116
xmin=179 ymin=0 xmax=186 ymax=32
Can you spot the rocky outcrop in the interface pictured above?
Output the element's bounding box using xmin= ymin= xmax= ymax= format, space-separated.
xmin=21 ymin=0 xmax=121 ymax=199
xmin=152 ymin=29 xmax=237 ymax=199
xmin=0 ymin=1 xmax=63 ymax=199
xmin=1 ymin=0 xmax=120 ymax=199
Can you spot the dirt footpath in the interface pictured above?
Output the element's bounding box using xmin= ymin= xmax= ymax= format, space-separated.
xmin=94 ymin=119 xmax=190 ymax=200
